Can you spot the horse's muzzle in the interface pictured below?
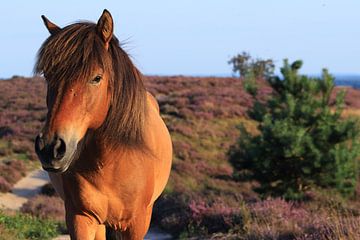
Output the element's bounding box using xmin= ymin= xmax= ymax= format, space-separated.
xmin=35 ymin=133 xmax=72 ymax=173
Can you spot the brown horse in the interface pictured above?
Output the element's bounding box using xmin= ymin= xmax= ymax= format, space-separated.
xmin=34 ymin=10 xmax=172 ymax=240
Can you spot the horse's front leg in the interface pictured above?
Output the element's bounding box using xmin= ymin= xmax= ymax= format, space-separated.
xmin=66 ymin=212 xmax=99 ymax=240
xmin=121 ymin=206 xmax=154 ymax=240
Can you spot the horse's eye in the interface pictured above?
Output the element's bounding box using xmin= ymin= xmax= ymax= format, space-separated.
xmin=90 ymin=75 xmax=102 ymax=85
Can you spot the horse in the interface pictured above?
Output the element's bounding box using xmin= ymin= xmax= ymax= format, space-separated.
xmin=34 ymin=9 xmax=172 ymax=240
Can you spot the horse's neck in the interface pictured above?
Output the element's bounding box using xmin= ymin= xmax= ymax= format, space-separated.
xmin=73 ymin=129 xmax=135 ymax=172
xmin=71 ymin=93 xmax=153 ymax=172
xmin=72 ymin=131 xmax=107 ymax=171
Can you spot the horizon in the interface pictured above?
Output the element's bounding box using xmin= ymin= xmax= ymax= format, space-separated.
xmin=2 ymin=72 xmax=360 ymax=80
xmin=1 ymin=1 xmax=359 ymax=78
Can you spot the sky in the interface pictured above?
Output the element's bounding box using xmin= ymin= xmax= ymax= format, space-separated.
xmin=0 ymin=0 xmax=359 ymax=78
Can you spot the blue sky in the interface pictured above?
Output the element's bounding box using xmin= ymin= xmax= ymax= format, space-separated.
xmin=1 ymin=0 xmax=359 ymax=78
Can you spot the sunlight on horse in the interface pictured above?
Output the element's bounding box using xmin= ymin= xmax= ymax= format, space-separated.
xmin=34 ymin=9 xmax=172 ymax=240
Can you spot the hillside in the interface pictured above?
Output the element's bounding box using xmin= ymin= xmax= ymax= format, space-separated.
xmin=1 ymin=76 xmax=360 ymax=239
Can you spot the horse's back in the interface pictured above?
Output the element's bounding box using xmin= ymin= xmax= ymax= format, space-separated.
xmin=145 ymin=92 xmax=172 ymax=204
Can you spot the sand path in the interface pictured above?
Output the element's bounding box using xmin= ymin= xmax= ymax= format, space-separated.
xmin=0 ymin=169 xmax=48 ymax=210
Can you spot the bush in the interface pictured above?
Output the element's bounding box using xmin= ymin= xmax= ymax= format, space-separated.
xmin=0 ymin=160 xmax=27 ymax=189
xmin=0 ymin=126 xmax=14 ymax=138
xmin=187 ymin=200 xmax=244 ymax=235
xmin=230 ymin=60 xmax=360 ymax=199
xmin=20 ymin=195 xmax=65 ymax=222
xmin=40 ymin=183 xmax=58 ymax=197
xmin=153 ymin=195 xmax=191 ymax=237
xmin=0 ymin=176 xmax=11 ymax=193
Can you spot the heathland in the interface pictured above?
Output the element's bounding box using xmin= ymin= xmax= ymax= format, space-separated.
xmin=1 ymin=75 xmax=360 ymax=239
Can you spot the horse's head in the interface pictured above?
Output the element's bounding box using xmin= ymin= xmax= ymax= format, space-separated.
xmin=35 ymin=10 xmax=115 ymax=173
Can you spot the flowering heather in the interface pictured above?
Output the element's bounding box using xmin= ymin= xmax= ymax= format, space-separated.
xmin=0 ymin=176 xmax=12 ymax=193
xmin=145 ymin=76 xmax=271 ymax=120
xmin=1 ymin=76 xmax=360 ymax=239
xmin=20 ymin=195 xmax=65 ymax=222
xmin=0 ymin=159 xmax=27 ymax=192
xmin=247 ymin=198 xmax=316 ymax=237
xmin=188 ymin=200 xmax=242 ymax=234
xmin=332 ymin=87 xmax=360 ymax=109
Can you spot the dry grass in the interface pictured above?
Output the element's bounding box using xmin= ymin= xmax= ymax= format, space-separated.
xmin=341 ymin=108 xmax=360 ymax=118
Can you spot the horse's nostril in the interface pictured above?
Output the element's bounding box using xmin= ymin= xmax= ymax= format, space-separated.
xmin=53 ymin=137 xmax=66 ymax=159
xmin=35 ymin=135 xmax=45 ymax=152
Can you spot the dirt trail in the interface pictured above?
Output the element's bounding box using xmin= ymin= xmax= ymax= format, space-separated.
xmin=0 ymin=168 xmax=48 ymax=210
xmin=0 ymin=169 xmax=172 ymax=239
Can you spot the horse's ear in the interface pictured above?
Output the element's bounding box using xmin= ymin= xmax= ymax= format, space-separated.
xmin=97 ymin=9 xmax=113 ymax=49
xmin=41 ymin=15 xmax=61 ymax=35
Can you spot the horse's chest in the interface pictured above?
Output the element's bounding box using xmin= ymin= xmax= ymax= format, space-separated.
xmin=105 ymin=198 xmax=136 ymax=231
xmin=66 ymin=173 xmax=141 ymax=227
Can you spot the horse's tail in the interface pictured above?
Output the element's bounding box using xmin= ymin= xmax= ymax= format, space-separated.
xmin=106 ymin=226 xmax=123 ymax=240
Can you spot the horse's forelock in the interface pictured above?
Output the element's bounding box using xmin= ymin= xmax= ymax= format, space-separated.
xmin=35 ymin=22 xmax=112 ymax=88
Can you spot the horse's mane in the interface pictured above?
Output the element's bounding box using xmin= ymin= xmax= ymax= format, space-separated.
xmin=34 ymin=22 xmax=147 ymax=147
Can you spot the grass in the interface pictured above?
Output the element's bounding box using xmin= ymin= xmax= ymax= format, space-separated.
xmin=0 ymin=211 xmax=60 ymax=240
xmin=15 ymin=153 xmax=30 ymax=161
xmin=0 ymin=139 xmax=9 ymax=149
xmin=0 ymin=139 xmax=12 ymax=159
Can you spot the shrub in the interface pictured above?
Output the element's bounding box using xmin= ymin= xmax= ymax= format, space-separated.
xmin=0 ymin=160 xmax=27 ymax=189
xmin=40 ymin=183 xmax=58 ymax=197
xmin=188 ymin=200 xmax=243 ymax=235
xmin=230 ymin=60 xmax=360 ymax=199
xmin=6 ymin=159 xmax=26 ymax=177
xmin=0 ymin=176 xmax=11 ymax=193
xmin=0 ymin=126 xmax=14 ymax=138
xmin=20 ymin=195 xmax=65 ymax=222
xmin=0 ymin=160 xmax=24 ymax=186
xmin=11 ymin=140 xmax=31 ymax=154
xmin=153 ymin=195 xmax=191 ymax=236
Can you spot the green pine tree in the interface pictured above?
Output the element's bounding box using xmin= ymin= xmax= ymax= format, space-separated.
xmin=229 ymin=59 xmax=360 ymax=199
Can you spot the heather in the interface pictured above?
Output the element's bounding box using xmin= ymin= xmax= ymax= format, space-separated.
xmin=146 ymin=74 xmax=360 ymax=239
xmin=0 ymin=159 xmax=27 ymax=193
xmin=20 ymin=195 xmax=65 ymax=222
xmin=1 ymin=75 xmax=360 ymax=239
